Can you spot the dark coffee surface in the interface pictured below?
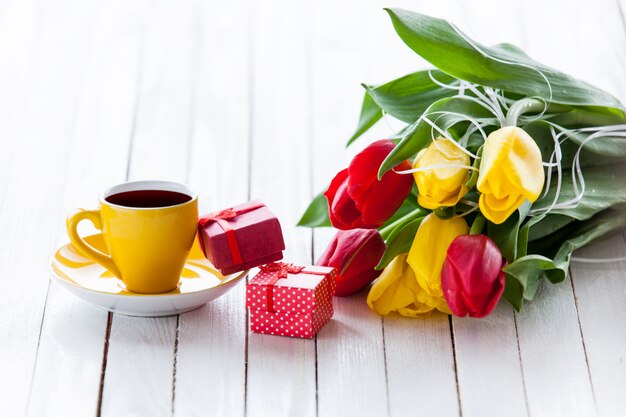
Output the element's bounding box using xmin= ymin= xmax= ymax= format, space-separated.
xmin=106 ymin=190 xmax=192 ymax=208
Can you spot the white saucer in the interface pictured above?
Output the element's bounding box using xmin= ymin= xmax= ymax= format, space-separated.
xmin=49 ymin=234 xmax=247 ymax=317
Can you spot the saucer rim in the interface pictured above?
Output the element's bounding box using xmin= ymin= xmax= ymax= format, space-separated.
xmin=49 ymin=254 xmax=248 ymax=298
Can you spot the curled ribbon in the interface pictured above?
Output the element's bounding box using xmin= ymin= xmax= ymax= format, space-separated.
xmin=198 ymin=201 xmax=264 ymax=266
xmin=260 ymin=262 xmax=328 ymax=313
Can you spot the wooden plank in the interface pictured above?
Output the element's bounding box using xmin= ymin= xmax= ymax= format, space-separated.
xmin=245 ymin=1 xmax=316 ymax=415
xmin=514 ymin=1 xmax=626 ymax=415
xmin=173 ymin=0 xmax=250 ymax=415
xmin=311 ymin=2 xmax=461 ymax=416
xmin=315 ymin=233 xmax=388 ymax=417
xmin=98 ymin=2 xmax=196 ymax=416
xmin=453 ymin=306 xmax=527 ymax=417
xmin=0 ymin=1 xmax=98 ymax=415
xmin=25 ymin=2 xmax=145 ymax=415
xmin=557 ymin=2 xmax=626 ymax=416
xmin=570 ymin=236 xmax=626 ymax=417
xmin=310 ymin=3 xmax=393 ymax=416
xmin=0 ymin=0 xmax=38 ymax=156
xmin=384 ymin=314 xmax=459 ymax=417
xmin=516 ymin=279 xmax=595 ymax=416
xmin=448 ymin=2 xmax=529 ymax=416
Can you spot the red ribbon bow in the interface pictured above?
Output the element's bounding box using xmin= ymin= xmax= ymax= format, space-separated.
xmin=198 ymin=208 xmax=238 ymax=225
xmin=260 ymin=262 xmax=305 ymax=278
xmin=198 ymin=201 xmax=264 ymax=266
xmin=260 ymin=262 xmax=328 ymax=313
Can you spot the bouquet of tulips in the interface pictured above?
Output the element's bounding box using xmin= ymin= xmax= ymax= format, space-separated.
xmin=299 ymin=9 xmax=626 ymax=318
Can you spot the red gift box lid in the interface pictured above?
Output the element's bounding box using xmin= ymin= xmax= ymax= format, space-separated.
xmin=198 ymin=201 xmax=285 ymax=270
xmin=246 ymin=265 xmax=336 ymax=315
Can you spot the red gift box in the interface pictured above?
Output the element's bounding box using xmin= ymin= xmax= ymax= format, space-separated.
xmin=197 ymin=201 xmax=285 ymax=275
xmin=246 ymin=262 xmax=336 ymax=338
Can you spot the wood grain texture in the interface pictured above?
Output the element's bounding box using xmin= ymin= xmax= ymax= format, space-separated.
xmin=245 ymin=1 xmax=316 ymax=416
xmin=571 ymin=235 xmax=626 ymax=417
xmin=173 ymin=0 xmax=250 ymax=415
xmin=384 ymin=314 xmax=459 ymax=417
xmin=453 ymin=306 xmax=527 ymax=417
xmin=26 ymin=2 xmax=144 ymax=415
xmin=0 ymin=1 xmax=98 ymax=415
xmin=517 ymin=279 xmax=596 ymax=417
xmin=448 ymin=3 xmax=529 ymax=416
xmin=3 ymin=1 xmax=626 ymax=416
xmin=514 ymin=1 xmax=626 ymax=416
xmin=98 ymin=2 xmax=195 ymax=416
xmin=558 ymin=2 xmax=626 ymax=416
xmin=310 ymin=3 xmax=389 ymax=417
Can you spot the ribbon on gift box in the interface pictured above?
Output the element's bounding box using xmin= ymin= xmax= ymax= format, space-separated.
xmin=259 ymin=262 xmax=332 ymax=313
xmin=198 ymin=201 xmax=264 ymax=266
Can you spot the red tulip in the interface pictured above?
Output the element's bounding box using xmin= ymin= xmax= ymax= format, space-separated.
xmin=316 ymin=229 xmax=386 ymax=296
xmin=325 ymin=140 xmax=413 ymax=229
xmin=441 ymin=234 xmax=506 ymax=318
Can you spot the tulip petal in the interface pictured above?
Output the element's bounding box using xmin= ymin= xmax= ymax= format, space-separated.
xmin=358 ymin=161 xmax=414 ymax=226
xmin=324 ymin=169 xmax=364 ymax=229
xmin=368 ymin=254 xmax=450 ymax=316
xmin=316 ymin=229 xmax=386 ymax=296
xmin=440 ymin=258 xmax=469 ymax=317
xmin=441 ymin=235 xmax=506 ymax=318
xmin=413 ymin=139 xmax=470 ymax=209
xmin=407 ymin=214 xmax=468 ymax=298
xmin=347 ymin=140 xmax=395 ymax=201
xmin=478 ymin=270 xmax=507 ymax=318
xmin=477 ymin=127 xmax=545 ymax=224
xmin=368 ymin=254 xmax=430 ymax=316
xmin=324 ymin=140 xmax=414 ymax=229
xmin=503 ymin=136 xmax=544 ymax=201
xmin=347 ymin=140 xmax=414 ymax=226
xmin=479 ymin=192 xmax=526 ymax=224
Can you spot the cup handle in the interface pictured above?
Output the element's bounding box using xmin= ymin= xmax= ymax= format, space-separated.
xmin=66 ymin=208 xmax=121 ymax=278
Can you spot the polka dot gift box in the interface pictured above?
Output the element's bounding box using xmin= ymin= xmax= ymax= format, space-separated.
xmin=246 ymin=262 xmax=336 ymax=338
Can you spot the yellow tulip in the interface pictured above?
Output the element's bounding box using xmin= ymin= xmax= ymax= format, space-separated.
xmin=367 ymin=254 xmax=450 ymax=316
xmin=477 ymin=126 xmax=545 ymax=224
xmin=413 ymin=138 xmax=470 ymax=209
xmin=407 ymin=214 xmax=468 ymax=298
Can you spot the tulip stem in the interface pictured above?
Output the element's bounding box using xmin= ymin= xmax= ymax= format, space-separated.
xmin=470 ymin=214 xmax=486 ymax=235
xmin=465 ymin=146 xmax=483 ymax=189
xmin=505 ymin=98 xmax=546 ymax=127
xmin=379 ymin=208 xmax=428 ymax=240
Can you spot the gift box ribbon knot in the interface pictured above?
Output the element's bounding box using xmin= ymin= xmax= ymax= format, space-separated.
xmin=259 ymin=262 xmax=329 ymax=313
xmin=198 ymin=201 xmax=264 ymax=266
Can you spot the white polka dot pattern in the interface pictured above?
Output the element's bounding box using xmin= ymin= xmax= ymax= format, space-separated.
xmin=246 ymin=264 xmax=336 ymax=338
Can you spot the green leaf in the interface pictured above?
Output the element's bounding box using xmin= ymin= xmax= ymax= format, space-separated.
xmin=503 ymin=208 xmax=626 ymax=310
xmin=297 ymin=192 xmax=331 ymax=227
xmin=347 ymin=92 xmax=382 ymax=146
xmin=376 ymin=217 xmax=425 ymax=270
xmin=545 ymin=108 xmax=626 ymax=129
xmin=487 ymin=202 xmax=530 ymax=262
xmin=384 ymin=8 xmax=625 ymax=113
xmin=502 ymin=275 xmax=524 ymax=311
xmin=523 ymin=120 xmax=626 ymax=169
xmin=379 ymin=95 xmax=497 ymax=177
xmin=555 ymin=126 xmax=626 ymax=158
xmin=527 ymin=214 xmax=574 ymax=241
xmin=379 ymin=186 xmax=421 ymax=230
xmin=517 ymin=214 xmax=547 ymax=257
xmin=532 ymin=163 xmax=626 ymax=220
xmin=363 ymin=69 xmax=459 ymax=123
xmin=488 ymin=212 xmax=520 ymax=262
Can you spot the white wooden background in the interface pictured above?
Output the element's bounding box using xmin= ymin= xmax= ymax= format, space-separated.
xmin=1 ymin=0 xmax=626 ymax=416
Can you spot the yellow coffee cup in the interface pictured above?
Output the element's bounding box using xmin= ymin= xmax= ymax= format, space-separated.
xmin=66 ymin=180 xmax=199 ymax=294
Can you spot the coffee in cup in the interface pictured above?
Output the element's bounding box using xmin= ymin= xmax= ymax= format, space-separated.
xmin=66 ymin=180 xmax=198 ymax=293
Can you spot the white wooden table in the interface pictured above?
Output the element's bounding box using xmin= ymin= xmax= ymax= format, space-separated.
xmin=2 ymin=0 xmax=626 ymax=416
